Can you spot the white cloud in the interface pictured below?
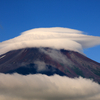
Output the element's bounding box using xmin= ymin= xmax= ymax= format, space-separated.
xmin=34 ymin=61 xmax=47 ymax=72
xmin=0 ymin=73 xmax=100 ymax=100
xmin=0 ymin=27 xmax=100 ymax=55
xmin=39 ymin=48 xmax=74 ymax=66
xmin=0 ymin=27 xmax=100 ymax=100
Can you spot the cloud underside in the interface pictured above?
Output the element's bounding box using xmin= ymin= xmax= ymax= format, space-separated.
xmin=0 ymin=74 xmax=100 ymax=100
xmin=0 ymin=27 xmax=100 ymax=55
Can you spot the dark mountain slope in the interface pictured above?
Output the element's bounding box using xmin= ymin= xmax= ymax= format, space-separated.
xmin=0 ymin=47 xmax=100 ymax=83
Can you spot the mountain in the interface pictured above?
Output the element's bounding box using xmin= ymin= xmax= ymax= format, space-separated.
xmin=0 ymin=47 xmax=100 ymax=83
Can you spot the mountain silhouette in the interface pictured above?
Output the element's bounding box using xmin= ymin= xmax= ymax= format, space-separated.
xmin=0 ymin=47 xmax=100 ymax=83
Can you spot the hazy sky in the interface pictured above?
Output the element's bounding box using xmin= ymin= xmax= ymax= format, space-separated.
xmin=0 ymin=0 xmax=100 ymax=62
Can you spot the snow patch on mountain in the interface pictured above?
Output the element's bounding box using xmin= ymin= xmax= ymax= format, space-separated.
xmin=0 ymin=55 xmax=6 ymax=59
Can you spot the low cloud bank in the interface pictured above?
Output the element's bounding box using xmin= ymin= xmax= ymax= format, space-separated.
xmin=0 ymin=27 xmax=100 ymax=55
xmin=0 ymin=73 xmax=100 ymax=100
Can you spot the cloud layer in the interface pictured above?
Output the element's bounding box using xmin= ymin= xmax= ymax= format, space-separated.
xmin=0 ymin=73 xmax=100 ymax=100
xmin=0 ymin=27 xmax=100 ymax=55
xmin=0 ymin=27 xmax=100 ymax=100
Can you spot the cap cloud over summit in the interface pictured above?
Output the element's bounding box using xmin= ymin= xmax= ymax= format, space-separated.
xmin=0 ymin=27 xmax=100 ymax=55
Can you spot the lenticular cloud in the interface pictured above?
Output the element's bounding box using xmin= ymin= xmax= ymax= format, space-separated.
xmin=0 ymin=27 xmax=100 ymax=55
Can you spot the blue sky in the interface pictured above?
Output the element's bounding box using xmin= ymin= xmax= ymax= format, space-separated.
xmin=0 ymin=0 xmax=100 ymax=62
